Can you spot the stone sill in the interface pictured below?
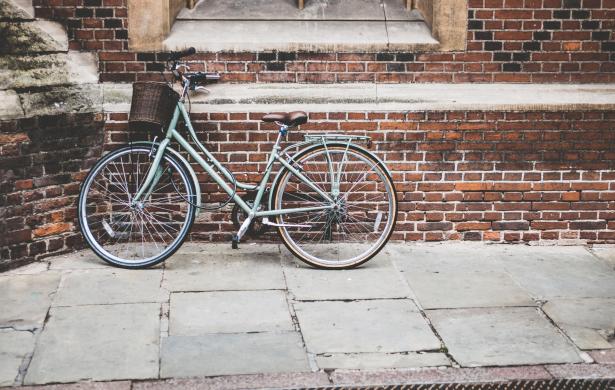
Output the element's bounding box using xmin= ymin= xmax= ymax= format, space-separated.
xmin=163 ymin=20 xmax=438 ymax=53
xmin=101 ymin=83 xmax=615 ymax=114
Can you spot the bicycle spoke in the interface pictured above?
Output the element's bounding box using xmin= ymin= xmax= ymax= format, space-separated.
xmin=275 ymin=145 xmax=395 ymax=268
xmin=80 ymin=147 xmax=194 ymax=267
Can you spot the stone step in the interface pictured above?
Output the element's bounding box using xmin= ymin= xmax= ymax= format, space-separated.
xmin=0 ymin=51 xmax=98 ymax=90
xmin=1 ymin=19 xmax=68 ymax=54
xmin=0 ymin=0 xmax=34 ymax=21
xmin=177 ymin=0 xmax=423 ymax=21
xmin=102 ymin=83 xmax=615 ymax=114
xmin=1 ymin=0 xmax=68 ymax=54
xmin=164 ymin=19 xmax=436 ymax=52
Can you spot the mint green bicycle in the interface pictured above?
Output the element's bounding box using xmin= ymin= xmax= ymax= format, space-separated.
xmin=78 ymin=48 xmax=397 ymax=269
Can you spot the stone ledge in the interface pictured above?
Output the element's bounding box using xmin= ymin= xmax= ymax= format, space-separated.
xmin=102 ymin=83 xmax=615 ymax=113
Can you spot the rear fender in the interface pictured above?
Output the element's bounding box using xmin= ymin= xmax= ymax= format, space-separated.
xmin=268 ymin=141 xmax=382 ymax=210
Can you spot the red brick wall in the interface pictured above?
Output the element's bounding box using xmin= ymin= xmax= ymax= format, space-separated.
xmin=105 ymin=109 xmax=615 ymax=243
xmin=34 ymin=0 xmax=615 ymax=83
xmin=2 ymin=108 xmax=614 ymax=270
xmin=0 ymin=113 xmax=104 ymax=270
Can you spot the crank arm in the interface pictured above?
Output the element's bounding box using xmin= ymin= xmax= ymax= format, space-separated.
xmin=262 ymin=217 xmax=312 ymax=228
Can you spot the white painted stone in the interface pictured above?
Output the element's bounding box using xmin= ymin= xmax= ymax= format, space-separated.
xmin=161 ymin=332 xmax=309 ymax=377
xmin=25 ymin=303 xmax=160 ymax=384
xmin=294 ymin=299 xmax=441 ymax=353
xmin=316 ymin=352 xmax=450 ymax=370
xmin=170 ymin=290 xmax=293 ymax=335
xmin=52 ymin=269 xmax=165 ymax=306
xmin=428 ymin=307 xmax=583 ymax=367
xmin=0 ymin=329 xmax=35 ymax=386
xmin=0 ymin=273 xmax=60 ymax=328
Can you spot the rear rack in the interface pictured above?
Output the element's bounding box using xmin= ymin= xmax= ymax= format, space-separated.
xmin=304 ymin=134 xmax=371 ymax=143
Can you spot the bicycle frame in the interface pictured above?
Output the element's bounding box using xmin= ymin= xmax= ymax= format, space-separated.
xmin=132 ymin=101 xmax=336 ymax=221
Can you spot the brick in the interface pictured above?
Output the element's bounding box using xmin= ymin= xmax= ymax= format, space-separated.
xmin=569 ymin=221 xmax=607 ymax=230
xmin=456 ymin=222 xmax=491 ymax=231
xmin=492 ymin=221 xmax=530 ymax=231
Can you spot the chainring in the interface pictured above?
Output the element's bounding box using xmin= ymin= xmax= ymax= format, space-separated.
xmin=231 ymin=192 xmax=270 ymax=237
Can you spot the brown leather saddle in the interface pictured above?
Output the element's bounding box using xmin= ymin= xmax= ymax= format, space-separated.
xmin=262 ymin=111 xmax=308 ymax=127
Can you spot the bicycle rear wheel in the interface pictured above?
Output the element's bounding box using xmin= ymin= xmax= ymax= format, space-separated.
xmin=78 ymin=145 xmax=196 ymax=268
xmin=272 ymin=143 xmax=397 ymax=269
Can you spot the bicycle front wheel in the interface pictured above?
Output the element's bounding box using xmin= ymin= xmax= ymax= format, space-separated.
xmin=272 ymin=143 xmax=397 ymax=269
xmin=78 ymin=145 xmax=196 ymax=268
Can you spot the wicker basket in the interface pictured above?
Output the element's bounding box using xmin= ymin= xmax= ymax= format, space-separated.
xmin=129 ymin=82 xmax=180 ymax=132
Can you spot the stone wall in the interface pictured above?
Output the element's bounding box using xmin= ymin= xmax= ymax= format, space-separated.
xmin=33 ymin=0 xmax=615 ymax=83
xmin=0 ymin=0 xmax=103 ymax=270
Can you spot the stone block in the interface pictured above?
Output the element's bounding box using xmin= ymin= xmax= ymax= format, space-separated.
xmin=427 ymin=307 xmax=583 ymax=367
xmin=25 ymin=303 xmax=160 ymax=384
xmin=169 ymin=290 xmax=293 ymax=335
xmin=294 ymin=299 xmax=440 ymax=353
xmin=160 ymin=332 xmax=309 ymax=377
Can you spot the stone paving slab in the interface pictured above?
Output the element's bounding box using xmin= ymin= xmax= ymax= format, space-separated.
xmin=496 ymin=246 xmax=615 ymax=299
xmin=294 ymin=299 xmax=440 ymax=353
xmin=160 ymin=332 xmax=309 ymax=378
xmin=282 ymin=249 xmax=411 ymax=300
xmin=169 ymin=290 xmax=293 ymax=335
xmin=163 ymin=246 xmax=285 ymax=292
xmin=591 ymin=246 xmax=615 ymax=269
xmin=3 ymin=262 xmax=48 ymax=275
xmin=52 ymin=269 xmax=166 ymax=306
xmin=48 ymin=251 xmax=109 ymax=270
xmin=542 ymin=298 xmax=615 ymax=350
xmin=0 ymin=273 xmax=60 ymax=329
xmin=401 ymin=270 xmax=534 ymax=309
xmin=316 ymin=352 xmax=450 ymax=370
xmin=25 ymin=304 xmax=160 ymax=385
xmin=391 ymin=243 xmax=501 ymax=274
xmin=0 ymin=329 xmax=35 ymax=386
xmin=427 ymin=307 xmax=583 ymax=367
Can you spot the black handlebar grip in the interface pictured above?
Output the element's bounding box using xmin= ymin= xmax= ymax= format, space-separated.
xmin=170 ymin=47 xmax=196 ymax=61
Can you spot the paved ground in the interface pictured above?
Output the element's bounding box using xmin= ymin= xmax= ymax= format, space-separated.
xmin=1 ymin=243 xmax=615 ymax=389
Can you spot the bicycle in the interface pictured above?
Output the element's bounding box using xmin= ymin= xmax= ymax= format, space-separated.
xmin=77 ymin=48 xmax=397 ymax=270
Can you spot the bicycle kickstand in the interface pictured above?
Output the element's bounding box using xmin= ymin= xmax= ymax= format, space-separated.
xmin=232 ymin=215 xmax=253 ymax=249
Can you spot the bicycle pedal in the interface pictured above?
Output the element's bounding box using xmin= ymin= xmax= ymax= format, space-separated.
xmin=231 ymin=234 xmax=239 ymax=249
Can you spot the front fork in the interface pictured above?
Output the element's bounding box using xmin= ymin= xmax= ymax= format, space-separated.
xmin=131 ymin=138 xmax=170 ymax=206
